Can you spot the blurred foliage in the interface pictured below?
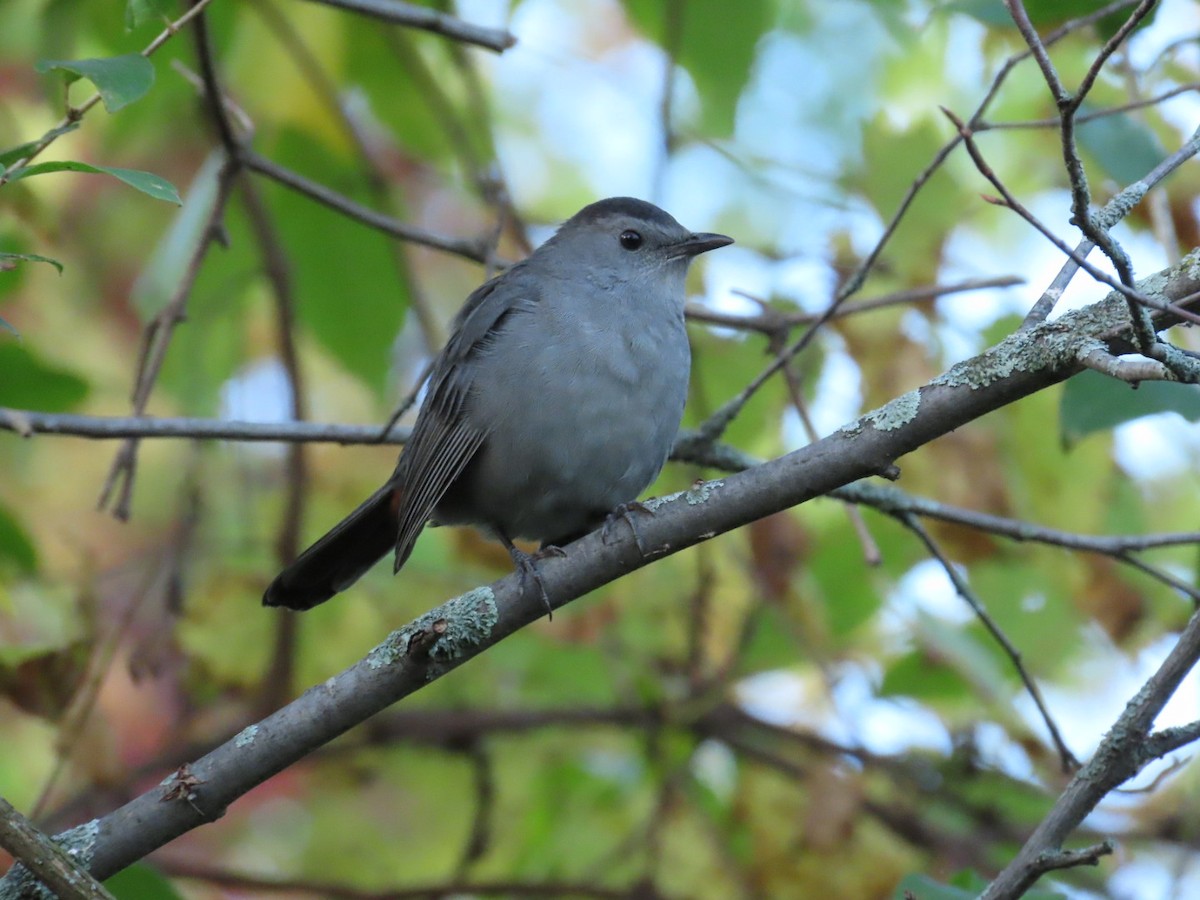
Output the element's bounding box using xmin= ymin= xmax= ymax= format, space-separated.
xmin=1 ymin=0 xmax=1199 ymax=898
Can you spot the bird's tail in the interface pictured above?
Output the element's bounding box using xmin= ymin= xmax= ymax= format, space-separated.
xmin=263 ymin=484 xmax=401 ymax=611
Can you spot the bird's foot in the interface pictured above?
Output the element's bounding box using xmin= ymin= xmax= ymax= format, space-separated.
xmin=602 ymin=500 xmax=654 ymax=554
xmin=501 ymin=538 xmax=558 ymax=619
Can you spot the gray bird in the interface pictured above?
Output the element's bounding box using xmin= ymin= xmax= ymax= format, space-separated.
xmin=263 ymin=197 xmax=732 ymax=611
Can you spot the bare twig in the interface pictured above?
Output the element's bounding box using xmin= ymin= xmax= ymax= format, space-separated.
xmin=898 ymin=514 xmax=1078 ymax=772
xmin=243 ymin=151 xmax=493 ymax=263
xmin=838 ymin=480 xmax=1200 ymax=604
xmin=300 ymin=0 xmax=515 ymax=53
xmin=685 ymin=276 xmax=1024 ymax=336
xmin=781 ymin=360 xmax=880 ymax=565
xmin=941 ymin=107 xmax=1200 ymax=333
xmin=252 ymin=1 xmax=444 ymax=349
xmin=1004 ymin=0 xmax=1163 ymax=354
xmin=164 ymin=859 xmax=633 ymax=899
xmin=982 ymin=604 xmax=1200 ymax=898
xmin=689 ymin=0 xmax=1142 ymax=444
xmin=0 ymin=408 xmax=410 ymax=444
xmin=96 ymin=156 xmax=239 ymax=519
xmin=1022 ymin=125 xmax=1200 ymax=326
xmin=981 ymin=83 xmax=1200 ymax=132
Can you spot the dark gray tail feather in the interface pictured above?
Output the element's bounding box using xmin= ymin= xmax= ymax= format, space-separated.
xmin=263 ymin=484 xmax=401 ymax=611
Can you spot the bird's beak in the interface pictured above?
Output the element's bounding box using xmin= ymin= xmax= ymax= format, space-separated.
xmin=672 ymin=232 xmax=734 ymax=258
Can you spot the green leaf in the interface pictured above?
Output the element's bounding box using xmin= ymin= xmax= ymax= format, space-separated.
xmin=1077 ymin=106 xmax=1166 ymax=185
xmin=125 ymin=0 xmax=172 ymax=30
xmin=265 ymin=128 xmax=410 ymax=395
xmin=940 ymin=0 xmax=1010 ymax=27
xmin=35 ymin=53 xmax=155 ymax=113
xmin=880 ymin=613 xmax=1011 ymax=701
xmin=0 ymin=500 xmax=38 ymax=574
xmin=1061 ymin=369 xmax=1200 ymax=445
xmin=623 ymin=0 xmax=769 ymax=134
xmin=6 ymin=160 xmax=181 ymax=205
xmin=880 ymin=649 xmax=970 ymax=701
xmin=0 ymin=251 xmax=64 ymax=274
xmin=105 ymin=863 xmax=185 ymax=900
xmin=738 ymin=604 xmax=803 ymax=673
xmin=0 ymin=341 xmax=89 ymax=410
xmin=132 ymin=150 xmax=224 ymax=320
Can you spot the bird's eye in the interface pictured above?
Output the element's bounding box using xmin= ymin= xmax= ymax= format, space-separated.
xmin=619 ymin=230 xmax=643 ymax=250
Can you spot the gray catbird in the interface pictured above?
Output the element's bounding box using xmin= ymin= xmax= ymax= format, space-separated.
xmin=263 ymin=197 xmax=732 ymax=611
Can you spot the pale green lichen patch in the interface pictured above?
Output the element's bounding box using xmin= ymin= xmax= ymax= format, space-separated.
xmin=644 ymin=480 xmax=724 ymax=513
xmin=935 ymin=283 xmax=1166 ymax=391
xmin=864 ymin=389 xmax=921 ymax=431
xmin=366 ymin=631 xmax=407 ymax=669
xmin=235 ymin=725 xmax=259 ymax=748
xmin=643 ymin=491 xmax=683 ymax=513
xmin=937 ymin=323 xmax=1072 ymax=389
xmin=56 ymin=820 xmax=99 ymax=863
xmin=684 ymin=479 xmax=723 ymax=504
xmin=368 ymin=587 xmax=498 ymax=679
xmin=1181 ymin=247 xmax=1200 ymax=280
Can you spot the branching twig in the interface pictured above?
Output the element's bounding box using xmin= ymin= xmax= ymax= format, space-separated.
xmin=982 ymin=601 xmax=1200 ymax=898
xmin=689 ymin=0 xmax=1143 ymax=445
xmin=164 ymin=859 xmax=633 ymax=899
xmin=1004 ymin=0 xmax=1165 ymax=356
xmin=941 ymin=107 xmax=1200 ymax=334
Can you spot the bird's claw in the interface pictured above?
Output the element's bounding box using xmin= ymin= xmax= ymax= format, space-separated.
xmin=602 ymin=500 xmax=654 ymax=554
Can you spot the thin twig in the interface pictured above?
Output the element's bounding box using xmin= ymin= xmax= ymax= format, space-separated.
xmin=688 ymin=0 xmax=1140 ymax=445
xmin=898 ymin=513 xmax=1079 ymax=772
xmin=97 ymin=155 xmax=240 ymax=519
xmin=837 ymin=480 xmax=1200 ymax=604
xmin=243 ymin=151 xmax=493 ymax=263
xmin=685 ymin=275 xmax=1024 ymax=336
xmin=941 ymin=107 xmax=1200 ymax=331
xmin=238 ymin=176 xmax=307 ymax=710
xmin=1022 ymin=125 xmax=1200 ymax=326
xmin=980 ymin=83 xmax=1200 ymax=132
xmin=164 ymin=859 xmax=633 ymax=899
xmin=300 ymin=0 xmax=515 ymax=53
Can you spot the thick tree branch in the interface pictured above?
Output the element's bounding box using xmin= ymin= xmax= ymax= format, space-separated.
xmin=2 ymin=255 xmax=1195 ymax=887
xmin=982 ymin=594 xmax=1200 ymax=898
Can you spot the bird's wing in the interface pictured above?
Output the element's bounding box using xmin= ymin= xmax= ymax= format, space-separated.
xmin=389 ymin=267 xmax=535 ymax=570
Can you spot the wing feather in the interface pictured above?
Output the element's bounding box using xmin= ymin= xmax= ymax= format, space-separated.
xmin=386 ymin=269 xmax=536 ymax=568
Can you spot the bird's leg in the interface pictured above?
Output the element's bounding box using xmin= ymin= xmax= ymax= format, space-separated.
xmin=602 ymin=500 xmax=653 ymax=554
xmin=495 ymin=529 xmax=556 ymax=619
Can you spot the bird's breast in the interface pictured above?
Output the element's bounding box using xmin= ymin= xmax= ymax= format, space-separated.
xmin=447 ymin=292 xmax=691 ymax=541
